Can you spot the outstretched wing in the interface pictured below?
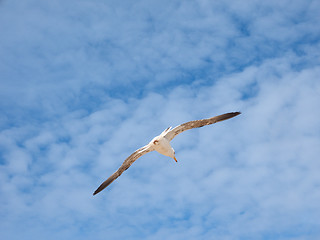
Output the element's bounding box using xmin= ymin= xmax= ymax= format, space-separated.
xmin=164 ymin=112 xmax=241 ymax=141
xmin=93 ymin=145 xmax=153 ymax=195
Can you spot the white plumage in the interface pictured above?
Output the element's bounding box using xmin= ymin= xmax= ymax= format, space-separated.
xmin=93 ymin=111 xmax=241 ymax=195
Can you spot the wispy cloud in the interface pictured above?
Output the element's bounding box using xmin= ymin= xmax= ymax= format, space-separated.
xmin=1 ymin=0 xmax=320 ymax=239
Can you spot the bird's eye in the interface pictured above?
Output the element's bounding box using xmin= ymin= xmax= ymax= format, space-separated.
xmin=153 ymin=140 xmax=159 ymax=145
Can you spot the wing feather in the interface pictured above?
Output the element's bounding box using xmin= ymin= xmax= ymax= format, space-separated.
xmin=164 ymin=112 xmax=241 ymax=141
xmin=93 ymin=145 xmax=153 ymax=195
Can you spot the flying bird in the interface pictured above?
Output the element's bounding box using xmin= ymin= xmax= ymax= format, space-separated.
xmin=93 ymin=111 xmax=241 ymax=195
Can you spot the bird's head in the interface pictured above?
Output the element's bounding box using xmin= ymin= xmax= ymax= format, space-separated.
xmin=172 ymin=154 xmax=177 ymax=163
xmin=168 ymin=149 xmax=178 ymax=163
xmin=150 ymin=136 xmax=177 ymax=163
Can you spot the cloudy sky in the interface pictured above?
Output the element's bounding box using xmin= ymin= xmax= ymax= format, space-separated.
xmin=1 ymin=0 xmax=320 ymax=239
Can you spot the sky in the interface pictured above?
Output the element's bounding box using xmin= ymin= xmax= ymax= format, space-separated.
xmin=1 ymin=0 xmax=320 ymax=239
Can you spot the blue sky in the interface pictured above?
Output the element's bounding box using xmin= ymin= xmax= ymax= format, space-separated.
xmin=1 ymin=0 xmax=320 ymax=239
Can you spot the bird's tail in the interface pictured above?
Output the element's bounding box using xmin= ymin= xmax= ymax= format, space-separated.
xmin=160 ymin=126 xmax=172 ymax=137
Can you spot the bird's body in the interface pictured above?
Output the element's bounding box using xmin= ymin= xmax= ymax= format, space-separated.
xmin=93 ymin=112 xmax=241 ymax=195
xmin=150 ymin=127 xmax=176 ymax=160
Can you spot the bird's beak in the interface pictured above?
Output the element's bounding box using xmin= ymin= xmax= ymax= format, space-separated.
xmin=173 ymin=156 xmax=178 ymax=162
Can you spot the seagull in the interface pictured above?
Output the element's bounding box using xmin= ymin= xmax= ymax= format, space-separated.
xmin=93 ymin=111 xmax=241 ymax=195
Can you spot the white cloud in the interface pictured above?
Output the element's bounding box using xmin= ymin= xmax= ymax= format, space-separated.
xmin=1 ymin=0 xmax=320 ymax=239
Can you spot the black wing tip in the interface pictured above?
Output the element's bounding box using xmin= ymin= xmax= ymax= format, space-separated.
xmin=93 ymin=185 xmax=107 ymax=195
xmin=222 ymin=111 xmax=241 ymax=118
xmin=93 ymin=177 xmax=115 ymax=196
xmin=93 ymin=190 xmax=99 ymax=196
xmin=93 ymin=188 xmax=101 ymax=196
xmin=214 ymin=112 xmax=241 ymax=123
xmin=93 ymin=185 xmax=106 ymax=196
